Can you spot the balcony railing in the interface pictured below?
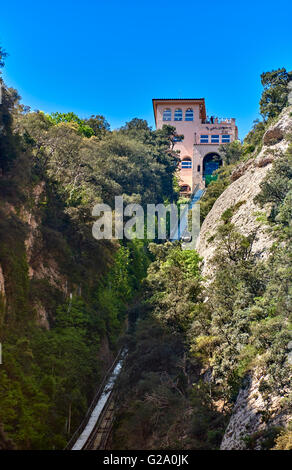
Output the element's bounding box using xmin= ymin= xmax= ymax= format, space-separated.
xmin=201 ymin=117 xmax=235 ymax=124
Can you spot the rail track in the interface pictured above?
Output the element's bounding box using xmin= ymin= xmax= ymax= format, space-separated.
xmin=65 ymin=191 xmax=206 ymax=450
xmin=65 ymin=349 xmax=125 ymax=450
xmin=83 ymin=390 xmax=117 ymax=450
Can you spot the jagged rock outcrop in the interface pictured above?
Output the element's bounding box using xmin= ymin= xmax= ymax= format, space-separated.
xmin=16 ymin=182 xmax=69 ymax=327
xmin=263 ymin=107 xmax=292 ymax=145
xmin=196 ymin=106 xmax=292 ymax=278
xmin=22 ymin=182 xmax=67 ymax=292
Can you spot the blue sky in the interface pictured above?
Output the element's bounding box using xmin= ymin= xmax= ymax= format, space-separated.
xmin=1 ymin=0 xmax=292 ymax=139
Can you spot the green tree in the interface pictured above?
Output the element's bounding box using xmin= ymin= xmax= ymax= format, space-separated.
xmin=244 ymin=119 xmax=266 ymax=150
xmin=0 ymin=46 xmax=7 ymax=70
xmin=84 ymin=114 xmax=110 ymax=138
xmin=260 ymin=68 xmax=292 ymax=120
xmin=218 ymin=140 xmax=242 ymax=165
xmin=255 ymin=145 xmax=292 ymax=222
xmin=48 ymin=112 xmax=94 ymax=137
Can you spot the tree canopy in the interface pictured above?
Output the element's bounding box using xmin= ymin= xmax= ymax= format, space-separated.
xmin=260 ymin=68 xmax=292 ymax=120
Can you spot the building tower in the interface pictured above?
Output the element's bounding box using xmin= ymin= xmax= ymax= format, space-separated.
xmin=152 ymin=98 xmax=238 ymax=195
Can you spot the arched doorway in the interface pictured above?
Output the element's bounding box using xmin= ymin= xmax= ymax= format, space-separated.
xmin=203 ymin=153 xmax=222 ymax=186
xmin=180 ymin=184 xmax=191 ymax=195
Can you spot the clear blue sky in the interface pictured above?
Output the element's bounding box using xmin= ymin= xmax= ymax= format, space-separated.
xmin=1 ymin=0 xmax=292 ymax=139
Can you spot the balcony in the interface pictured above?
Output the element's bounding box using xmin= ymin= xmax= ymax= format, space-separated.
xmin=201 ymin=117 xmax=235 ymax=124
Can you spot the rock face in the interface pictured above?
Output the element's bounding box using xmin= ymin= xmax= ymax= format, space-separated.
xmin=0 ymin=265 xmax=5 ymax=299
xmin=19 ymin=182 xmax=68 ymax=328
xmin=196 ymin=106 xmax=292 ymax=278
xmin=263 ymin=107 xmax=292 ymax=145
xmin=220 ymin=369 xmax=291 ymax=450
xmin=195 ymin=107 xmax=292 ymax=449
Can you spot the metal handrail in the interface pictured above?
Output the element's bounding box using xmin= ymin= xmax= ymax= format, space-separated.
xmin=169 ymin=185 xmax=199 ymax=241
xmin=84 ymin=388 xmax=118 ymax=450
xmin=64 ymin=347 xmax=123 ymax=450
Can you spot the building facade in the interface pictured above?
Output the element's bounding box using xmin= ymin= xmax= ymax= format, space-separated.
xmin=152 ymin=98 xmax=238 ymax=194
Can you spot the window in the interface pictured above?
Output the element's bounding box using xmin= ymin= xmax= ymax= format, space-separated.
xmin=211 ymin=135 xmax=219 ymax=143
xmin=197 ymin=165 xmax=201 ymax=172
xmin=174 ymin=108 xmax=183 ymax=121
xmin=185 ymin=108 xmax=194 ymax=121
xmin=163 ymin=109 xmax=171 ymax=121
xmin=222 ymin=134 xmax=231 ymax=143
xmin=200 ymin=135 xmax=209 ymax=143
xmin=173 ymin=135 xmax=183 ymax=142
xmin=181 ymin=161 xmax=192 ymax=169
xmin=181 ymin=158 xmax=192 ymax=169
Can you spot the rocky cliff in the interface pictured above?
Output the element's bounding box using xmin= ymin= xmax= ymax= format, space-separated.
xmin=197 ymin=106 xmax=292 ymax=278
xmin=196 ymin=106 xmax=292 ymax=450
xmin=220 ymin=368 xmax=291 ymax=450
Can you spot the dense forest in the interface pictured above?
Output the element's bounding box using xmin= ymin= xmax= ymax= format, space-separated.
xmin=0 ymin=45 xmax=180 ymax=449
xmin=0 ymin=44 xmax=291 ymax=450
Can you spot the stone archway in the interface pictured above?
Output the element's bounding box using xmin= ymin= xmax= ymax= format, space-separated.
xmin=180 ymin=184 xmax=191 ymax=194
xmin=203 ymin=152 xmax=222 ymax=186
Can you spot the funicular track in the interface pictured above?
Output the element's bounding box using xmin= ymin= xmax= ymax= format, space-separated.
xmin=170 ymin=185 xmax=205 ymax=241
xmin=83 ymin=390 xmax=117 ymax=450
xmin=65 ymin=189 xmax=205 ymax=451
xmin=65 ymin=349 xmax=125 ymax=450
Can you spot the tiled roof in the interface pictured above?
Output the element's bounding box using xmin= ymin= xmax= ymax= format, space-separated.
xmin=152 ymin=98 xmax=205 ymax=101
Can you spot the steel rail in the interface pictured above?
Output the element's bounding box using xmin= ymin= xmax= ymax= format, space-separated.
xmin=65 ymin=348 xmax=124 ymax=450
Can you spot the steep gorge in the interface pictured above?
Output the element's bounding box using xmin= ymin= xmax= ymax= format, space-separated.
xmin=0 ymin=62 xmax=291 ymax=451
xmin=0 ymin=75 xmax=178 ymax=449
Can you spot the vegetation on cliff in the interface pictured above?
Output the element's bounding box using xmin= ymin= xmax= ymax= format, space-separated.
xmin=112 ymin=243 xmax=227 ymax=450
xmin=112 ymin=71 xmax=292 ymax=450
xmin=200 ymin=67 xmax=292 ymax=224
xmin=0 ymin=46 xmax=291 ymax=450
xmin=0 ymin=48 xmax=180 ymax=449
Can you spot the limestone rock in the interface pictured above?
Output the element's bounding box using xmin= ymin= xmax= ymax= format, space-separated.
xmin=195 ymin=107 xmax=292 ymax=449
xmin=196 ymin=106 xmax=292 ymax=279
xmin=220 ymin=369 xmax=291 ymax=450
xmin=263 ymin=107 xmax=292 ymax=145
xmin=263 ymin=126 xmax=284 ymax=145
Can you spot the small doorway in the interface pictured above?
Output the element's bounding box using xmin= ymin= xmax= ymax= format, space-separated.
xmin=203 ymin=153 xmax=222 ymax=186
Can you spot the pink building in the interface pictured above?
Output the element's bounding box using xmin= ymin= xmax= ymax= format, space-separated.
xmin=152 ymin=98 xmax=238 ymax=194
